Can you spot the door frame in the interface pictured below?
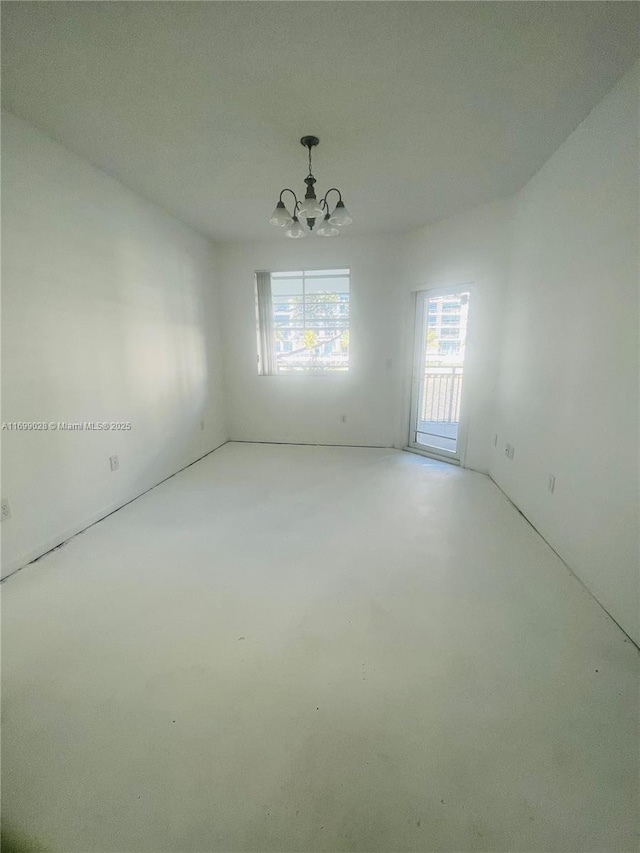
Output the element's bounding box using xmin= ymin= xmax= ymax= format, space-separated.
xmin=406 ymin=284 xmax=474 ymax=466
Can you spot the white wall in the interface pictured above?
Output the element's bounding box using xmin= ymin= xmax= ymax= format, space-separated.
xmin=5 ymin=61 xmax=636 ymax=645
xmin=1 ymin=111 xmax=228 ymax=577
xmin=218 ymin=237 xmax=402 ymax=448
xmin=401 ymin=198 xmax=513 ymax=472
xmin=218 ymin=202 xmax=511 ymax=475
xmin=491 ymin=63 xmax=639 ymax=643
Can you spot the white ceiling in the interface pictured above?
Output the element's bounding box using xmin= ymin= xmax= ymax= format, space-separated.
xmin=2 ymin=2 xmax=638 ymax=242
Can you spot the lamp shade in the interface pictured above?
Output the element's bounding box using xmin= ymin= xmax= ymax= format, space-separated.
xmin=297 ymin=197 xmax=326 ymax=219
xmin=316 ymin=215 xmax=339 ymax=237
xmin=285 ymin=217 xmax=307 ymax=238
xmin=269 ymin=201 xmax=294 ymax=227
xmin=328 ymin=200 xmax=353 ymax=226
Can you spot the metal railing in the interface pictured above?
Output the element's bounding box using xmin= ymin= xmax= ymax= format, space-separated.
xmin=420 ymin=367 xmax=464 ymax=423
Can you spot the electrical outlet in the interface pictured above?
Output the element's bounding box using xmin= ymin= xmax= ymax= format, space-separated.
xmin=200 ymin=420 xmax=205 ymax=431
xmin=340 ymin=414 xmax=347 ymax=423
xmin=505 ymin=444 xmax=515 ymax=460
xmin=1 ymin=498 xmax=12 ymax=521
xmin=548 ymin=475 xmax=556 ymax=494
xmin=109 ymin=455 xmax=119 ymax=472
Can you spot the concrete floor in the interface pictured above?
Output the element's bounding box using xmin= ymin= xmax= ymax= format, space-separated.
xmin=2 ymin=443 xmax=638 ymax=853
xmin=416 ymin=421 xmax=458 ymax=455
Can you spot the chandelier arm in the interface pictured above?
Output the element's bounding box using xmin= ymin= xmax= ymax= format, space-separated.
xmin=279 ymin=188 xmax=299 ymax=209
xmin=321 ymin=187 xmax=343 ymax=207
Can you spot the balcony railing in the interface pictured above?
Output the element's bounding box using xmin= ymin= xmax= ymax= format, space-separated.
xmin=420 ymin=366 xmax=464 ymax=424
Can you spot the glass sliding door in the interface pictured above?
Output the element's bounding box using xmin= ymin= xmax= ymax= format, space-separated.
xmin=409 ymin=288 xmax=471 ymax=462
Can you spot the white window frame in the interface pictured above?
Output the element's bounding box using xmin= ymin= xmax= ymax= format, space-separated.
xmin=255 ymin=268 xmax=351 ymax=376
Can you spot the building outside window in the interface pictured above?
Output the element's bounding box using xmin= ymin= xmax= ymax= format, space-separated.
xmin=425 ymin=293 xmax=469 ymax=364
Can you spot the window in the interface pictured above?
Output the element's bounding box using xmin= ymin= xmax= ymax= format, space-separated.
xmin=256 ymin=269 xmax=350 ymax=374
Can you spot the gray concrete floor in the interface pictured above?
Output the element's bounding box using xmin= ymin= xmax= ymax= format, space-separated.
xmin=2 ymin=443 xmax=638 ymax=852
xmin=416 ymin=421 xmax=458 ymax=454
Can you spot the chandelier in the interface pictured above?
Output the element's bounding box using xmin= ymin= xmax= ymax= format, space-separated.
xmin=269 ymin=136 xmax=353 ymax=238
